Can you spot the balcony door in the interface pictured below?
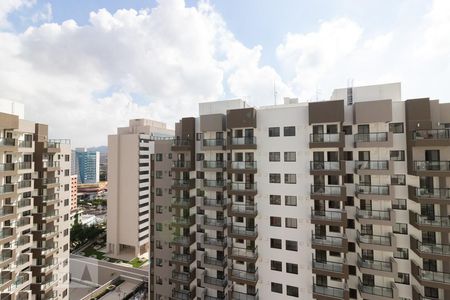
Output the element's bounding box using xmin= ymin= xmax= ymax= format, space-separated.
xmin=422 ymin=231 xmax=436 ymax=244
xmin=425 ymin=150 xmax=440 ymax=170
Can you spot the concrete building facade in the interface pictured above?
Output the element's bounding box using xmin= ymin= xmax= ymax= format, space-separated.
xmin=107 ymin=119 xmax=174 ymax=259
xmin=72 ymin=149 xmax=100 ymax=184
xmin=145 ymin=83 xmax=450 ymax=300
xmin=0 ymin=102 xmax=71 ymax=300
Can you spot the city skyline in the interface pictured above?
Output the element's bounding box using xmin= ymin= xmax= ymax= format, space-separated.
xmin=0 ymin=0 xmax=449 ymax=147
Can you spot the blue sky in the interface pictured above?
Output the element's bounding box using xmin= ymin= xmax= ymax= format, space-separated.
xmin=0 ymin=0 xmax=449 ymax=146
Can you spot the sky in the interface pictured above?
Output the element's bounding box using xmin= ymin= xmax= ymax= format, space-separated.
xmin=0 ymin=0 xmax=449 ymax=147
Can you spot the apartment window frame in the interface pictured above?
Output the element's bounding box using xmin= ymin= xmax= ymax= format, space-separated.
xmin=270 ymin=195 xmax=281 ymax=205
xmin=271 ymin=260 xmax=282 ymax=272
xmin=285 ymin=195 xmax=297 ymax=206
xmin=283 ymin=126 xmax=296 ymax=136
xmin=270 ymin=238 xmax=282 ymax=249
xmin=284 ymin=151 xmax=296 ymax=162
xmin=271 ymin=282 xmax=283 ymax=294
xmin=285 ymin=217 xmax=297 ymax=229
xmin=285 ymin=240 xmax=298 ymax=251
xmin=269 ymin=152 xmax=281 ymax=162
xmin=286 ymin=285 xmax=299 ymax=297
xmin=269 ymin=127 xmax=280 ymax=137
xmin=389 ymin=122 xmax=404 ymax=133
xmin=393 ymin=223 xmax=408 ymax=235
xmin=390 ymin=150 xmax=405 ymax=161
xmin=392 ymin=199 xmax=407 ymax=210
xmin=286 ymin=263 xmax=298 ymax=274
xmin=269 ymin=173 xmax=281 ymax=183
xmin=270 ymin=216 xmax=282 ymax=227
xmin=284 ymin=173 xmax=297 ymax=184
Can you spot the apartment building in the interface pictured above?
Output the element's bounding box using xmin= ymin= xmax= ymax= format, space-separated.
xmin=107 ymin=119 xmax=174 ymax=258
xmin=70 ymin=175 xmax=78 ymax=212
xmin=0 ymin=102 xmax=71 ymax=300
xmin=146 ymin=82 xmax=450 ymax=300
xmin=72 ymin=148 xmax=100 ymax=184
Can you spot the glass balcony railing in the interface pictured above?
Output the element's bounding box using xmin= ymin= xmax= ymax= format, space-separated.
xmin=355 ymin=160 xmax=389 ymax=170
xmin=0 ymin=163 xmax=15 ymax=171
xmin=414 ymin=161 xmax=450 ymax=171
xmin=312 ymin=259 xmax=344 ymax=273
xmin=0 ymin=184 xmax=14 ymax=194
xmin=232 ymin=290 xmax=258 ymax=300
xmin=356 ymin=208 xmax=391 ymax=220
xmin=230 ymin=246 xmax=258 ymax=260
xmin=230 ymin=136 xmax=256 ymax=146
xmin=313 ymin=284 xmax=345 ymax=298
xmin=229 ymin=182 xmax=257 ymax=192
xmin=230 ymin=161 xmax=257 ymax=170
xmin=415 ymin=187 xmax=450 ymax=200
xmin=311 ymin=210 xmax=345 ymax=221
xmin=203 ymin=138 xmax=225 ymax=147
xmin=203 ymin=236 xmax=227 ymax=248
xmin=413 ymin=129 xmax=450 ymax=140
xmin=203 ymin=160 xmax=226 ymax=169
xmin=310 ymin=133 xmax=341 ymax=143
xmin=415 ymin=215 xmax=450 ymax=228
xmin=230 ymin=225 xmax=258 ymax=238
xmin=357 ymin=255 xmax=392 ymax=272
xmin=172 ymin=160 xmax=192 ymax=168
xmin=230 ymin=268 xmax=258 ymax=282
xmin=358 ymin=280 xmax=394 ymax=298
xmin=416 ymin=240 xmax=450 ymax=256
xmin=0 ymin=137 xmax=16 ymax=146
xmin=17 ymin=162 xmax=32 ymax=170
xmin=311 ymin=185 xmax=343 ymax=196
xmin=203 ymin=179 xmax=227 ymax=188
xmin=204 ymin=275 xmax=227 ymax=287
xmin=202 ymin=197 xmax=227 ymax=207
xmin=230 ymin=203 xmax=257 ymax=215
xmin=357 ymin=231 xmax=392 ymax=246
xmin=310 ymin=161 xmax=341 ymax=171
xmin=356 ymin=184 xmax=390 ymax=195
xmin=312 ymin=234 xmax=346 ymax=248
xmin=354 ymin=132 xmax=388 ymax=142
xmin=420 ymin=269 xmax=450 ymax=284
xmin=18 ymin=140 xmax=32 ymax=148
xmin=203 ymin=217 xmax=226 ymax=228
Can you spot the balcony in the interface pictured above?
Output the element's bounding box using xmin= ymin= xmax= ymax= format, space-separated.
xmin=0 ymin=228 xmax=14 ymax=244
xmin=46 ymin=141 xmax=61 ymax=152
xmin=171 ymin=270 xmax=195 ymax=286
xmin=202 ymin=138 xmax=226 ymax=150
xmin=309 ymin=132 xmax=345 ymax=148
xmin=354 ymin=132 xmax=393 ymax=148
xmin=5 ymin=272 xmax=30 ymax=293
xmin=203 ymin=274 xmax=227 ymax=291
xmin=200 ymin=216 xmax=227 ymax=231
xmin=172 ymin=139 xmax=193 ymax=151
xmin=17 ymin=180 xmax=32 ymax=190
xmin=355 ymin=160 xmax=393 ymax=175
xmin=202 ymin=236 xmax=227 ymax=250
xmin=0 ymin=163 xmax=15 ymax=174
xmin=410 ymin=211 xmax=450 ymax=232
xmin=0 ymin=250 xmax=13 ymax=268
xmin=0 ymin=206 xmax=15 ymax=222
xmin=171 ymin=196 xmax=195 ymax=209
xmin=356 ymin=231 xmax=395 ymax=251
xmin=0 ymin=184 xmax=15 ymax=196
xmin=313 ymin=284 xmax=349 ymax=300
xmin=411 ymin=260 xmax=450 ymax=290
xmin=228 ymin=136 xmax=256 ymax=150
xmin=357 ymin=254 xmax=397 ymax=278
xmin=41 ymin=211 xmax=59 ymax=222
xmin=32 ymin=229 xmax=58 ymax=241
xmin=229 ymin=203 xmax=257 ymax=217
xmin=311 ymin=209 xmax=347 ymax=227
xmin=312 ymin=259 xmax=348 ymax=279
xmin=38 ymin=275 xmax=58 ymax=292
xmin=16 ymin=217 xmax=32 ymax=229
xmin=172 ymin=160 xmax=193 ymax=171
xmin=0 ymin=137 xmax=16 ymax=150
xmin=355 ymin=184 xmax=392 ymax=200
xmin=170 ymin=252 xmax=195 ymax=266
xmin=35 ymin=177 xmax=59 ymax=188
xmin=171 ymin=233 xmax=196 ymax=247
xmin=356 ymin=208 xmax=395 ymax=226
xmin=171 ymin=288 xmax=196 ymax=300
xmin=18 ymin=140 xmax=32 ymax=149
xmin=172 ymin=179 xmax=195 ymax=190
xmin=411 ymin=129 xmax=450 ymax=146
xmin=229 ymin=245 xmax=258 ymax=263
xmin=228 ymin=182 xmax=257 ymax=196
xmin=310 ymin=161 xmax=345 ymax=176
xmin=203 ymin=255 xmax=227 ymax=270
xmin=409 ymin=186 xmax=450 ymax=204
xmin=228 ymin=161 xmax=257 ymax=174
xmin=230 ymin=290 xmax=258 ymax=300
xmin=412 ymin=161 xmax=450 ymax=176
xmin=172 ymin=215 xmax=196 ymax=228
xmin=411 ymin=285 xmax=440 ymax=300
xmin=229 ymin=225 xmax=258 ymax=240
xmin=43 ymin=161 xmax=59 ymax=170
xmin=200 ymin=197 xmax=227 ymax=211
xmin=410 ymin=236 xmax=450 ymax=259
xmin=203 ymin=160 xmax=226 ymax=170
xmin=203 ymin=179 xmax=227 ymax=191
xmin=310 ymin=185 xmax=346 ymax=201
xmin=358 ymin=280 xmax=398 ymax=300
xmin=229 ymin=268 xmax=258 ymax=286
xmin=17 ymin=198 xmax=32 ymax=212
xmin=311 ymin=234 xmax=348 ymax=252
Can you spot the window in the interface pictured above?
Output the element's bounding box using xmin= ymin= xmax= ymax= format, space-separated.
xmin=285 ymin=196 xmax=297 ymax=206
xmin=269 ymin=152 xmax=280 ymax=162
xmin=156 ymin=258 xmax=163 ymax=267
xmin=196 ymin=133 xmax=202 ymax=141
xmin=270 ymin=238 xmax=282 ymax=249
xmin=343 ymin=125 xmax=352 ymax=135
xmin=64 ymin=214 xmax=69 ymax=221
xmin=156 ymin=205 xmax=163 ymax=214
xmin=343 ymin=151 xmax=353 ymax=161
xmin=271 ymin=282 xmax=283 ymax=294
xmin=270 ymin=195 xmax=281 ymax=205
xmin=395 ymin=273 xmax=410 ymax=285
xmin=285 ymin=218 xmax=297 ymax=229
xmin=285 ymin=240 xmax=298 ymax=251
xmin=155 ymin=171 xmax=163 ymax=179
xmin=270 ymin=216 xmax=282 ymax=227
xmin=284 ymin=152 xmax=296 ymax=162
xmin=270 ymin=173 xmax=281 ymax=183
xmin=329 ymin=225 xmax=340 ymax=233
xmin=391 ymin=174 xmax=406 ymax=185
xmin=168 ymin=153 xmax=172 ymax=159
xmin=389 ymin=123 xmax=404 ymax=133
xmin=156 ymin=223 xmax=163 ymax=231
xmin=394 ymin=248 xmax=409 ymax=259
xmin=284 ymin=174 xmax=296 ymax=184
xmin=269 ymin=127 xmax=280 ymax=137
xmin=64 ymin=199 xmax=69 ymax=206
xmin=393 ymin=223 xmax=408 ymax=234
xmin=64 ymin=169 xmax=69 ymax=176
xmin=390 ymin=150 xmax=405 ymax=161
xmin=63 ymin=244 xmax=69 ymax=251
xmin=271 ymin=260 xmax=282 ymax=271
xmin=284 ymin=126 xmax=296 ymax=136
xmin=392 ymin=199 xmax=407 ymax=210
xmin=286 ymin=285 xmax=298 ymax=297
xmin=155 ymin=154 xmax=163 ymax=161
xmin=196 ymin=153 xmax=204 ymax=161
xmin=65 ymin=155 xmax=70 ymax=161
xmin=286 ymin=263 xmax=298 ymax=274
xmin=156 ymin=188 xmax=162 ymax=196
xmin=64 ymin=184 xmax=69 ymax=191
xmin=64 ymin=229 xmax=69 ymax=236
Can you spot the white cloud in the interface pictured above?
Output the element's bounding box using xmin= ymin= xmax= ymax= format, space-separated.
xmin=0 ymin=0 xmax=35 ymax=28
xmin=31 ymin=2 xmax=52 ymax=24
xmin=0 ymin=0 xmax=288 ymax=146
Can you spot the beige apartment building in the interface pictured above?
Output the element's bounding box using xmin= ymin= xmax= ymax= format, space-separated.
xmin=107 ymin=119 xmax=173 ymax=258
xmin=0 ymin=101 xmax=71 ymax=300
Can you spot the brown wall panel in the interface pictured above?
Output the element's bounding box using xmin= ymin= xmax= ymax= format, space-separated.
xmin=308 ymin=100 xmax=344 ymax=124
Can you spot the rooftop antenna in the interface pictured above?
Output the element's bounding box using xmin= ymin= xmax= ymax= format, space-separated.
xmin=315 ymin=86 xmax=321 ymax=101
xmin=347 ymin=78 xmax=354 ymax=105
